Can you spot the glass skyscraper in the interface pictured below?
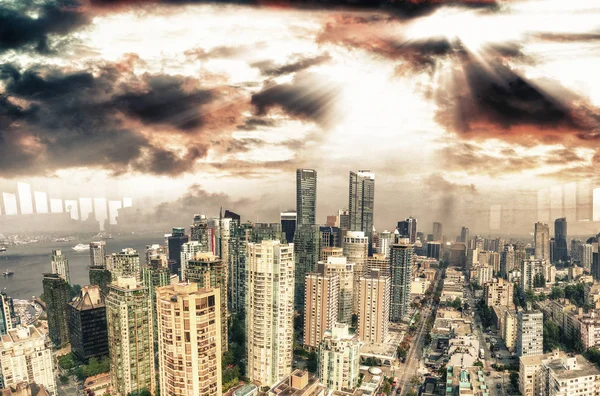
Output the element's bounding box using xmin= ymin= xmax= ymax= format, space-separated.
xmin=390 ymin=241 xmax=413 ymax=322
xmin=349 ymin=170 xmax=375 ymax=255
xmin=296 ymin=169 xmax=317 ymax=226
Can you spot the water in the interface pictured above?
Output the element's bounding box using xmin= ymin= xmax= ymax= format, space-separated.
xmin=0 ymin=233 xmax=164 ymax=300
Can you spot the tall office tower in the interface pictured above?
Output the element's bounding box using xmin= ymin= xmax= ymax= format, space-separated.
xmin=145 ymin=244 xmax=168 ymax=266
xmin=534 ymin=222 xmax=551 ymax=261
xmin=343 ymin=231 xmax=368 ymax=314
xmin=42 ymin=273 xmax=70 ymax=347
xmin=318 ymin=323 xmax=361 ymax=392
xmin=593 ymin=252 xmax=600 ymax=281
xmin=281 ymin=210 xmax=297 ymax=243
xmin=246 ymin=240 xmax=294 ymax=387
xmin=320 ymin=226 xmax=342 ymax=248
xmin=433 ymin=222 xmax=443 ymax=242
xmin=67 ymin=285 xmax=109 ymax=362
xmin=397 ymin=217 xmax=418 ymax=244
xmin=554 ymin=217 xmax=568 ymax=262
xmin=390 ymin=240 xmax=414 ymax=322
xmin=366 ymin=253 xmax=390 ymax=274
xmin=0 ymin=325 xmax=56 ymax=394
xmin=338 ymin=209 xmax=351 ymax=231
xmin=190 ymin=214 xmax=214 ymax=253
xmin=89 ymin=266 xmax=112 ymax=298
xmin=349 ymin=170 xmax=375 ymax=255
xmin=142 ymin=258 xmax=170 ymax=345
xmin=224 ymin=210 xmax=240 ymax=315
xmin=521 ymin=258 xmax=547 ymax=290
xmin=51 ymin=249 xmax=70 ymax=284
xmin=0 ymin=292 xmax=18 ymax=336
xmin=167 ymin=227 xmax=189 ymax=276
xmin=377 ymin=230 xmax=392 ymax=258
xmin=571 ymin=239 xmax=583 ymax=262
xmin=89 ymin=241 xmax=107 ymax=267
xmin=156 ymin=283 xmax=222 ymax=396
xmin=324 ymin=257 xmax=354 ymax=325
xmin=582 ymin=244 xmax=594 ymax=270
xmin=251 ymin=222 xmax=284 ymax=243
xmin=106 ymin=277 xmax=155 ymax=396
xmin=427 ymin=242 xmax=441 ymax=260
xmin=230 ymin=221 xmax=252 ymax=314
xmin=460 ymin=226 xmax=470 ymax=244
xmin=357 ymin=269 xmax=390 ymax=344
xmin=296 ymin=168 xmax=317 ymax=226
xmin=294 ymin=224 xmax=321 ymax=310
xmin=303 ymin=263 xmax=339 ymax=349
xmin=185 ymin=252 xmax=228 ymax=352
xmin=500 ymin=244 xmax=515 ymax=278
xmin=180 ymin=240 xmax=203 ymax=281
xmin=516 ymin=310 xmax=543 ymax=357
xmin=109 ymin=248 xmax=141 ymax=281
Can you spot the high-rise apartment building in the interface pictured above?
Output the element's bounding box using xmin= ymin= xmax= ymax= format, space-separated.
xmin=397 ymin=217 xmax=418 ymax=244
xmin=521 ymin=258 xmax=547 ymax=290
xmin=484 ymin=278 xmax=514 ymax=308
xmin=106 ymin=277 xmax=155 ymax=396
xmin=108 ymin=248 xmax=141 ymax=282
xmin=349 ymin=170 xmax=375 ymax=255
xmin=320 ymin=226 xmax=342 ymax=249
xmin=304 ymin=263 xmax=339 ymax=349
xmin=500 ymin=244 xmax=515 ymax=278
xmin=294 ymin=224 xmax=320 ymax=310
xmin=318 ymin=323 xmax=361 ymax=392
xmin=390 ymin=240 xmax=413 ymax=322
xmin=554 ymin=217 xmax=568 ymax=263
xmin=366 ymin=253 xmax=390 ymax=274
xmin=185 ymin=252 xmax=228 ymax=352
xmin=179 ymin=240 xmax=204 ymax=281
xmin=0 ymin=326 xmax=56 ymax=395
xmin=246 ymin=240 xmax=294 ymax=387
xmin=281 ymin=210 xmax=297 ymax=243
xmin=190 ymin=214 xmax=214 ymax=253
xmin=156 ymin=282 xmax=222 ymax=396
xmin=167 ymin=227 xmax=189 ymax=276
xmin=67 ymin=285 xmax=109 ymax=362
xmin=343 ymin=231 xmax=368 ymax=314
xmin=42 ymin=273 xmax=70 ymax=347
xmin=145 ymin=244 xmax=168 ymax=266
xmin=582 ymin=244 xmax=594 ymax=270
xmin=320 ymin=246 xmax=343 ymax=262
xmin=89 ymin=266 xmax=112 ymax=298
xmin=51 ymin=249 xmax=70 ymax=284
xmin=534 ymin=222 xmax=551 ymax=261
xmin=141 ymin=258 xmax=170 ymax=345
xmin=89 ymin=241 xmax=106 ymax=268
xmin=377 ymin=230 xmax=392 ymax=258
xmin=357 ymin=269 xmax=390 ymax=344
xmin=338 ymin=209 xmax=350 ymax=231
xmin=0 ymin=292 xmax=18 ymax=336
xmin=324 ymin=257 xmax=354 ymax=325
xmin=296 ymin=169 xmax=317 ymax=226
xmin=516 ymin=310 xmax=543 ymax=357
xmin=433 ymin=222 xmax=443 ymax=242
xmin=230 ymin=221 xmax=252 ymax=314
xmin=251 ymin=222 xmax=284 ymax=243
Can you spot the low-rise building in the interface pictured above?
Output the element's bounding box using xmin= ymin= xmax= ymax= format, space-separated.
xmin=267 ymin=370 xmax=326 ymax=395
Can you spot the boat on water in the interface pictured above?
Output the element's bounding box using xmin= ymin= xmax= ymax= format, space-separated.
xmin=0 ymin=247 xmax=6 ymax=253
xmin=3 ymin=270 xmax=13 ymax=276
xmin=72 ymin=243 xmax=90 ymax=251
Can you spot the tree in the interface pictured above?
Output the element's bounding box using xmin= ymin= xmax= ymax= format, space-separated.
xmin=451 ymin=298 xmax=462 ymax=310
xmin=550 ymin=287 xmax=565 ymax=300
xmin=533 ymin=273 xmax=545 ymax=288
xmin=474 ymin=360 xmax=484 ymax=368
xmin=586 ymin=347 xmax=600 ymax=365
xmin=68 ymin=284 xmax=82 ymax=300
xmin=351 ymin=314 xmax=358 ymax=328
xmin=509 ymin=372 xmax=519 ymax=389
xmin=382 ymin=381 xmax=392 ymax=394
xmin=58 ymin=353 xmax=76 ymax=370
xmin=306 ymin=352 xmax=318 ymax=373
xmin=544 ymin=320 xmax=561 ymax=352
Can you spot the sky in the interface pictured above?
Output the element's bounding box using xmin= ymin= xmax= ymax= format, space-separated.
xmin=1 ymin=0 xmax=599 ymax=235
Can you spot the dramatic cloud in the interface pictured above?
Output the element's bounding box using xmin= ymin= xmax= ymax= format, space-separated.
xmin=251 ymin=53 xmax=331 ymax=76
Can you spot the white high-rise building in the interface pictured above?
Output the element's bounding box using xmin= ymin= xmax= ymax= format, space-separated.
xmin=89 ymin=241 xmax=107 ymax=268
xmin=521 ymin=257 xmax=547 ymax=290
xmin=377 ymin=230 xmax=392 ymax=258
xmin=357 ymin=269 xmax=390 ymax=344
xmin=179 ymin=240 xmax=204 ymax=281
xmin=51 ymin=249 xmax=70 ymax=284
xmin=319 ymin=323 xmax=362 ymax=392
xmin=582 ymin=244 xmax=594 ymax=270
xmin=516 ymin=310 xmax=544 ymax=357
xmin=246 ymin=240 xmax=294 ymax=387
xmin=108 ymin=248 xmax=141 ymax=281
xmin=0 ymin=325 xmax=56 ymax=395
xmin=343 ymin=231 xmax=368 ymax=314
xmin=324 ymin=257 xmax=354 ymax=325
xmin=304 ymin=263 xmax=339 ymax=349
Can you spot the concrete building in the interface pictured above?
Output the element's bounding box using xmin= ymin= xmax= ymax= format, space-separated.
xmin=268 ymin=370 xmax=326 ymax=395
xmin=582 ymin=244 xmax=594 ymax=270
xmin=343 ymin=231 xmax=368 ymax=315
xmin=320 ymin=247 xmax=343 ymax=262
xmin=357 ymin=269 xmax=390 ymax=344
xmin=51 ymin=249 xmax=70 ymax=284
xmin=0 ymin=326 xmax=56 ymax=395
xmin=190 ymin=214 xmax=213 ymax=253
xmin=377 ymin=230 xmax=392 ymax=258
xmin=502 ymin=309 xmax=518 ymax=351
xmin=179 ymin=240 xmax=204 ymax=281
xmin=89 ymin=266 xmax=112 ymax=298
xmin=0 ymin=292 xmax=18 ymax=336
xmin=365 ymin=253 xmax=390 ymax=274
xmin=521 ymin=257 xmax=547 ymax=290
xmin=348 ymin=170 xmax=375 ymax=255
xmin=534 ymin=222 xmax=551 ymax=262
xmin=166 ymin=227 xmax=189 ymax=277
xmin=156 ymin=282 xmax=222 ymax=396
xmin=89 ymin=241 xmax=106 ymax=268
xmin=500 ymin=244 xmax=515 ymax=277
xmin=42 ymin=273 xmax=69 ymax=347
xmin=324 ymin=257 xmax=354 ymax=325
xmin=484 ymin=278 xmax=514 ymax=308
xmin=108 ymin=248 xmax=141 ymax=282
xmin=318 ymin=323 xmax=361 ymax=392
xmin=67 ymin=285 xmax=109 ymax=362
xmin=427 ymin=242 xmax=441 ymax=260
xmin=294 ymin=224 xmax=320 ymax=310
xmin=390 ymin=240 xmax=413 ymax=322
xmin=517 ymin=310 xmax=544 ymax=357
xmin=296 ymin=169 xmax=317 ymax=226
xmin=106 ymin=277 xmax=155 ymax=396
xmin=304 ymin=263 xmax=339 ymax=349
xmin=541 ymin=351 xmax=600 ymax=396
xmin=246 ymin=240 xmax=294 ymax=387
xmin=141 ymin=259 xmax=170 ymax=346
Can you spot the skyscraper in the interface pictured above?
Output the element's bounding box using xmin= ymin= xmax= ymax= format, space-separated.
xmin=251 ymin=222 xmax=284 ymax=243
xmin=108 ymin=248 xmax=141 ymax=281
xmin=106 ymin=277 xmax=155 ymax=396
xmin=167 ymin=227 xmax=189 ymax=276
xmin=246 ymin=240 xmax=294 ymax=387
xmin=318 ymin=323 xmax=361 ymax=392
xmin=377 ymin=230 xmax=392 ymax=258
xmin=427 ymin=242 xmax=441 ymax=260
xmin=521 ymin=258 xmax=546 ymax=290
xmin=89 ymin=266 xmax=112 ymax=298
xmin=294 ymin=224 xmax=320 ymax=310
xmin=280 ymin=210 xmax=297 ymax=243
xmin=338 ymin=209 xmax=350 ymax=231
xmin=190 ymin=214 xmax=213 ymax=253
xmin=67 ymin=285 xmax=109 ymax=362
xmin=433 ymin=222 xmax=443 ymax=242
xmin=397 ymin=217 xmax=418 ymax=244
xmin=51 ymin=249 xmax=70 ymax=284
xmin=500 ymin=244 xmax=515 ymax=278
xmin=460 ymin=226 xmax=470 ymax=244
xmin=179 ymin=240 xmax=204 ymax=281
xmin=349 ymin=170 xmax=375 ymax=255
xmin=296 ymin=169 xmax=317 ymax=226
xmin=156 ymin=282 xmax=222 ymax=396
xmin=534 ymin=222 xmax=551 ymax=261
xmin=0 ymin=292 xmax=18 ymax=336
xmin=42 ymin=273 xmax=70 ymax=347
xmin=582 ymin=244 xmax=594 ymax=270
xmin=303 ymin=263 xmax=339 ymax=349
xmin=554 ymin=217 xmax=568 ymax=262
xmin=390 ymin=240 xmax=414 ymax=322
xmin=230 ymin=221 xmax=252 ymax=314
xmin=141 ymin=258 xmax=170 ymax=345
xmin=324 ymin=257 xmax=354 ymax=325
xmin=343 ymin=231 xmax=368 ymax=314
xmin=358 ymin=269 xmax=390 ymax=344
xmin=185 ymin=252 xmax=228 ymax=352
xmin=89 ymin=241 xmax=106 ymax=268
xmin=516 ymin=310 xmax=543 ymax=357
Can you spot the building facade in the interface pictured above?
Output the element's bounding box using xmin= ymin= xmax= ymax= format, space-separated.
xmin=343 ymin=231 xmax=368 ymax=315
xmin=51 ymin=249 xmax=70 ymax=284
xmin=296 ymin=169 xmax=317 ymax=226
xmin=324 ymin=257 xmax=354 ymax=325
xmin=304 ymin=263 xmax=339 ymax=349
xmin=516 ymin=310 xmax=544 ymax=357
xmin=390 ymin=240 xmax=413 ymax=322
xmin=534 ymin=222 xmax=551 ymax=262
xmin=318 ymin=323 xmax=361 ymax=392
xmin=109 ymin=248 xmax=141 ymax=282
xmin=484 ymin=278 xmax=514 ymax=308
xmin=294 ymin=224 xmax=321 ymax=310
xmin=357 ymin=269 xmax=390 ymax=344
xmin=42 ymin=273 xmax=70 ymax=347
xmin=89 ymin=241 xmax=107 ymax=268
xmin=349 ymin=170 xmax=375 ymax=255
xmin=67 ymin=285 xmax=109 ymax=362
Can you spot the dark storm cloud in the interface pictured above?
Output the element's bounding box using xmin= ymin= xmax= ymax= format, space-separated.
xmin=0 ymin=62 xmax=244 ymax=177
xmin=532 ymin=32 xmax=600 ymax=43
xmin=251 ymin=54 xmax=332 ymax=77
xmin=251 ymin=73 xmax=340 ymax=125
xmin=184 ymin=44 xmax=256 ymax=61
xmin=236 ymin=117 xmax=280 ymax=131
